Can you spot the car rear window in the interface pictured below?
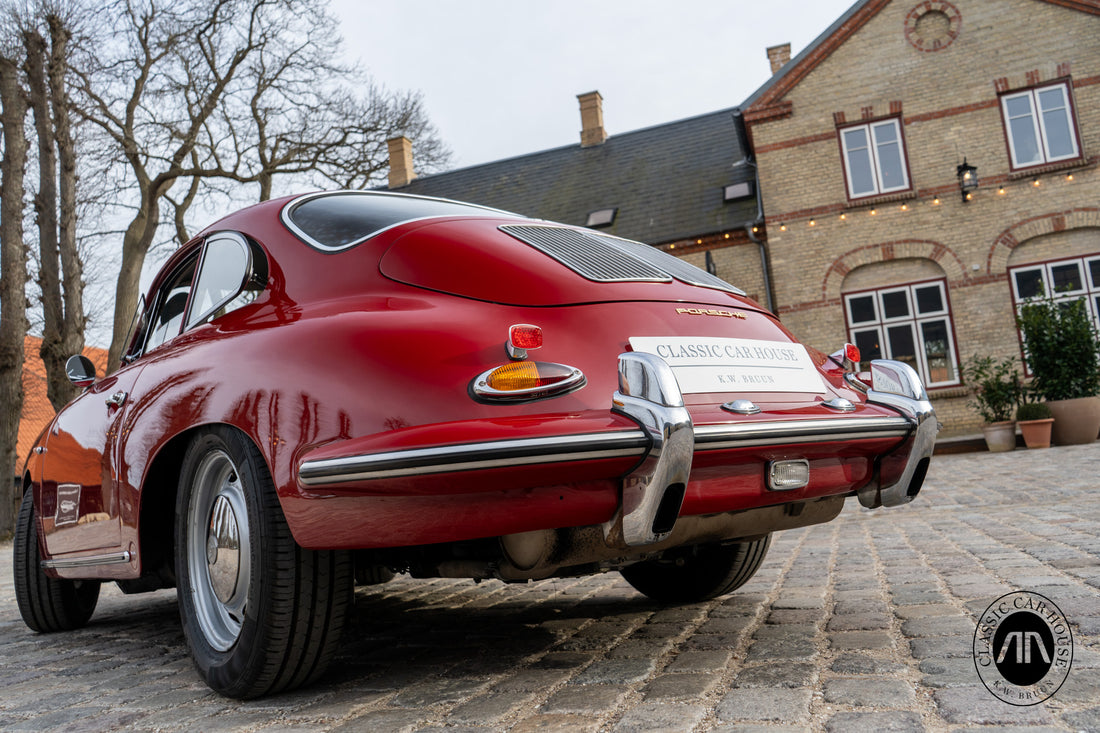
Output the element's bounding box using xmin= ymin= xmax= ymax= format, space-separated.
xmin=282 ymin=191 xmax=519 ymax=252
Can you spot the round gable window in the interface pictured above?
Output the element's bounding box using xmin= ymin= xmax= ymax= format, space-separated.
xmin=904 ymin=1 xmax=961 ymax=52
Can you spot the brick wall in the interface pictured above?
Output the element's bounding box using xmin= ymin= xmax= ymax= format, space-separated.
xmin=741 ymin=0 xmax=1100 ymax=436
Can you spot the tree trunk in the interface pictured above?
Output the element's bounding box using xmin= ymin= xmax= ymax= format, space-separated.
xmin=25 ymin=30 xmax=70 ymax=412
xmin=49 ymin=15 xmax=85 ymax=405
xmin=0 ymin=53 xmax=30 ymax=537
xmin=108 ymin=197 xmax=159 ymax=371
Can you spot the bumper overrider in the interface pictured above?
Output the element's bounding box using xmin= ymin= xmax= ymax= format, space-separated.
xmin=604 ymin=354 xmax=937 ymax=547
xmin=297 ymin=354 xmax=936 ymax=548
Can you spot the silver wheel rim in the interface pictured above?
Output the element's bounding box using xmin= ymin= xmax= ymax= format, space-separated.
xmin=187 ymin=449 xmax=250 ymax=652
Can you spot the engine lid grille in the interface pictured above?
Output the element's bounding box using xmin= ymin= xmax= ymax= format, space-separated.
xmin=500 ymin=224 xmax=744 ymax=295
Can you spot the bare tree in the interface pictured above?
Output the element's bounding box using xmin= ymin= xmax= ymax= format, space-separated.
xmin=0 ymin=43 xmax=30 ymax=535
xmin=74 ymin=0 xmax=450 ymax=363
xmin=161 ymin=1 xmax=451 ymax=237
xmin=24 ymin=9 xmax=85 ymax=410
xmin=75 ymin=0 xmax=274 ymax=368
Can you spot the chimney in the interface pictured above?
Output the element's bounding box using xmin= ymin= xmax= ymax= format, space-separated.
xmin=577 ymin=91 xmax=607 ymax=147
xmin=387 ymin=136 xmax=416 ymax=188
xmin=766 ymin=43 xmax=791 ymax=75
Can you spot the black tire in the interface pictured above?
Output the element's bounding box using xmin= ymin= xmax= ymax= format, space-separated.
xmin=175 ymin=426 xmax=352 ymax=699
xmin=13 ymin=488 xmax=101 ymax=632
xmin=620 ymin=535 xmax=771 ymax=603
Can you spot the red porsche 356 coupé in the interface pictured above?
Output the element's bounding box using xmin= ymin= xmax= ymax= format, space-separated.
xmin=15 ymin=191 xmax=935 ymax=698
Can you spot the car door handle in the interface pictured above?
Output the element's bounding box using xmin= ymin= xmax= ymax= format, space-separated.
xmin=106 ymin=391 xmax=128 ymax=408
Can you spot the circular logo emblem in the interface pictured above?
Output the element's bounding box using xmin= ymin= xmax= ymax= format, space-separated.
xmin=973 ymin=591 xmax=1072 ymax=705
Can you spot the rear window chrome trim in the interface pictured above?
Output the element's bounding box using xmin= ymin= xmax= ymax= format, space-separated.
xmin=281 ymin=190 xmax=520 ymax=253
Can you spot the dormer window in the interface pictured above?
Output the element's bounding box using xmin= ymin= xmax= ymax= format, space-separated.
xmin=585 ymin=208 xmax=617 ymax=228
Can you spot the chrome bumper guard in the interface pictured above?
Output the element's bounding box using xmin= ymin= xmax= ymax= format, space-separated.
xmin=858 ymin=359 xmax=938 ymax=509
xmin=606 ymin=354 xmax=937 ymax=547
xmin=606 ymin=352 xmax=695 ymax=547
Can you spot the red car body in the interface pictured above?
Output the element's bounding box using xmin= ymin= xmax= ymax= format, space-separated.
xmin=16 ymin=191 xmax=936 ymax=697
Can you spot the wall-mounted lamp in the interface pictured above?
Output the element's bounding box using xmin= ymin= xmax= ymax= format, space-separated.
xmin=956 ymin=158 xmax=978 ymax=202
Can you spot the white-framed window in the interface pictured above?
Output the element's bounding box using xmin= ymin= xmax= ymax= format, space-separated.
xmin=1000 ymin=82 xmax=1080 ymax=170
xmin=1009 ymin=254 xmax=1100 ymax=331
xmin=843 ymin=279 xmax=959 ymax=388
xmin=839 ymin=118 xmax=911 ymax=199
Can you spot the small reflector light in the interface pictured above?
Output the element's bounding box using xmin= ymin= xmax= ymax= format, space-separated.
xmin=768 ymin=459 xmax=810 ymax=491
xmin=845 ymin=343 xmax=860 ymax=365
xmin=509 ymin=324 xmax=543 ymax=350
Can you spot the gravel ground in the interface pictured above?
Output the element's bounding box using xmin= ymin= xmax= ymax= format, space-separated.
xmin=1 ymin=444 xmax=1098 ymax=731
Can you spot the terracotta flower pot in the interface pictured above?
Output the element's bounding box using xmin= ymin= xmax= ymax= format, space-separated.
xmin=980 ymin=421 xmax=1017 ymax=452
xmin=1046 ymin=396 xmax=1100 ymax=446
xmin=1018 ymin=418 xmax=1054 ymax=449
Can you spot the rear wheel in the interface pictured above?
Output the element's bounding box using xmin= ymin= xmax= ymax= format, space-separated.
xmin=175 ymin=427 xmax=352 ymax=698
xmin=620 ymin=535 xmax=771 ymax=603
xmin=13 ymin=488 xmax=101 ymax=632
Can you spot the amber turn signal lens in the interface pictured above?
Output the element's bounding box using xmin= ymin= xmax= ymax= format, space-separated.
xmin=473 ymin=361 xmax=586 ymax=402
xmin=486 ymin=361 xmax=572 ymax=391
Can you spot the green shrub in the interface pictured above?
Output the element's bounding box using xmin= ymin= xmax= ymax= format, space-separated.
xmin=1016 ymin=295 xmax=1100 ymax=401
xmin=1016 ymin=401 xmax=1052 ymax=421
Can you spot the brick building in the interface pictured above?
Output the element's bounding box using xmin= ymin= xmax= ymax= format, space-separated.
xmin=388 ymin=0 xmax=1100 ymax=436
xmin=743 ymin=0 xmax=1100 ymax=433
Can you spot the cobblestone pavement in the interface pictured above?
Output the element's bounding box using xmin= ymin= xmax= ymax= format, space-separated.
xmin=2 ymin=445 xmax=1099 ymax=732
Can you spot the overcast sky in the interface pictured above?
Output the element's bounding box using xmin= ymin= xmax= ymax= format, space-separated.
xmin=331 ymin=0 xmax=858 ymax=170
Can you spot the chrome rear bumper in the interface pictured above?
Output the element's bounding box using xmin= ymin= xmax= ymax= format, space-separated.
xmin=297 ymin=355 xmax=936 ymax=546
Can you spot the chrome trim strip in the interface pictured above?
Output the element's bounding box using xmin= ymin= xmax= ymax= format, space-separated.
xmin=694 ymin=416 xmax=911 ymax=450
xmin=299 ymin=431 xmax=649 ymax=485
xmin=42 ymin=550 xmax=132 ymax=569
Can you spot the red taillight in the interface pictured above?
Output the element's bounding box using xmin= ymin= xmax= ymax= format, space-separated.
xmin=509 ymin=324 xmax=543 ymax=350
xmin=845 ymin=343 xmax=861 ymax=365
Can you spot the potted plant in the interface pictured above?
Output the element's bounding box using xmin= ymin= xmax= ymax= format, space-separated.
xmin=963 ymin=355 xmax=1022 ymax=452
xmin=1017 ymin=293 xmax=1100 ymax=445
xmin=1015 ymin=400 xmax=1054 ymax=449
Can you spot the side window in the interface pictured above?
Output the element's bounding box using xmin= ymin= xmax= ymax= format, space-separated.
xmin=137 ymin=233 xmax=266 ymax=358
xmin=144 ymin=256 xmax=199 ymax=353
xmin=186 ymin=234 xmax=260 ymax=329
xmin=843 ymin=279 xmax=959 ymax=388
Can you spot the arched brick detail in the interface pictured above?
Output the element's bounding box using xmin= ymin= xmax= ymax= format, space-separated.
xmin=823 ymin=239 xmax=966 ymax=301
xmin=987 ymin=208 xmax=1100 ymax=274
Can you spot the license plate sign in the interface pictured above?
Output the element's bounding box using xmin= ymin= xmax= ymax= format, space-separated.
xmin=629 ymin=336 xmax=826 ymax=394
